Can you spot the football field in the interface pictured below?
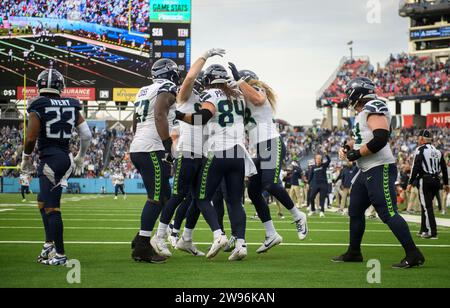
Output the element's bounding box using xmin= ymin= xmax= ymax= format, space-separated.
xmin=0 ymin=194 xmax=449 ymax=288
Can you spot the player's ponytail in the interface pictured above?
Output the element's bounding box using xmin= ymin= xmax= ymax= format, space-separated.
xmin=248 ymin=80 xmax=277 ymax=111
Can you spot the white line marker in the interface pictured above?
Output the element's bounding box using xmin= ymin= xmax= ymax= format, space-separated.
xmin=0 ymin=241 xmax=448 ymax=248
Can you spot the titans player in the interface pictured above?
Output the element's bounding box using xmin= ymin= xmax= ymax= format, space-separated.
xmin=19 ymin=173 xmax=32 ymax=202
xmin=129 ymin=59 xmax=179 ymax=264
xmin=332 ymin=77 xmax=424 ymax=269
xmin=21 ymin=68 xmax=92 ymax=266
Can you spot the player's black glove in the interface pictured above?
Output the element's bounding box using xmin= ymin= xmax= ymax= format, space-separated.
xmin=228 ymin=62 xmax=241 ymax=81
xmin=346 ymin=149 xmax=362 ymax=162
xmin=175 ymin=110 xmax=185 ymax=121
xmin=162 ymin=138 xmax=174 ymax=164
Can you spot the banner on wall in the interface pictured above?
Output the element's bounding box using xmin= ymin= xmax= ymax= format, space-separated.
xmin=426 ymin=112 xmax=450 ymax=128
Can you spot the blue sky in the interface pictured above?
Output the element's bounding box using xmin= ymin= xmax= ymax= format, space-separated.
xmin=190 ymin=0 xmax=409 ymax=125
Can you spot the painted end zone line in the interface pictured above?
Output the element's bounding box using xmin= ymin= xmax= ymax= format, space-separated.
xmin=0 ymin=241 xmax=448 ymax=248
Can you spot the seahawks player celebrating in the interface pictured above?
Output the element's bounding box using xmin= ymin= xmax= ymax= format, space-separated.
xmin=228 ymin=63 xmax=308 ymax=253
xmin=152 ymin=49 xmax=226 ymax=258
xmin=130 ymin=59 xmax=179 ymax=264
xmin=333 ymin=77 xmax=424 ymax=269
xmin=21 ymin=68 xmax=92 ymax=266
xmin=176 ymin=64 xmax=255 ymax=261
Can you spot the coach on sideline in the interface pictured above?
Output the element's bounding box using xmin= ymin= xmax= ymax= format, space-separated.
xmin=408 ymin=129 xmax=449 ymax=240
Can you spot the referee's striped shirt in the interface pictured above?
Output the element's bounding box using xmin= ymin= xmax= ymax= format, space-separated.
xmin=409 ymin=144 xmax=449 ymax=186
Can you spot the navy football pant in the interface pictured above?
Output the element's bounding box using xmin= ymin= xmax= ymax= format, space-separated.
xmin=348 ymin=164 xmax=417 ymax=254
xmin=309 ymin=184 xmax=328 ymax=213
xmin=196 ymin=146 xmax=246 ymax=239
xmin=115 ymin=184 xmax=125 ymax=196
xmin=248 ymin=138 xmax=295 ymax=223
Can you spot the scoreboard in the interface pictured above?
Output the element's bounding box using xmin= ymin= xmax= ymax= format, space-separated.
xmin=149 ymin=0 xmax=191 ymax=72
xmin=151 ymin=23 xmax=191 ymax=72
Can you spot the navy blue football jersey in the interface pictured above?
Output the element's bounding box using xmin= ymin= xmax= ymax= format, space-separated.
xmin=27 ymin=96 xmax=81 ymax=157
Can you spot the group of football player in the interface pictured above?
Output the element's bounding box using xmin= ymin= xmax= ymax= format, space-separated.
xmin=22 ymin=47 xmax=426 ymax=269
xmin=128 ymin=48 xmax=308 ymax=263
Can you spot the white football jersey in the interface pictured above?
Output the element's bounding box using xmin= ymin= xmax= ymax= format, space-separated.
xmin=245 ymin=86 xmax=280 ymax=148
xmin=130 ymin=79 xmax=177 ymax=153
xmin=19 ymin=174 xmax=30 ymax=186
xmin=353 ymin=99 xmax=395 ymax=172
xmin=112 ymin=174 xmax=124 ymax=185
xmin=201 ymin=88 xmax=246 ymax=152
xmin=176 ymin=91 xmax=204 ymax=156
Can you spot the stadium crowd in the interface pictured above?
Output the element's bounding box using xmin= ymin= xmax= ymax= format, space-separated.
xmin=320 ymin=53 xmax=450 ymax=104
xmin=1 ymin=0 xmax=149 ymax=32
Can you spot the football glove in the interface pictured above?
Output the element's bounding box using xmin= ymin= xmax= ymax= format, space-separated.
xmin=20 ymin=153 xmax=34 ymax=175
xmin=201 ymin=48 xmax=226 ymax=60
xmin=162 ymin=138 xmax=174 ymax=165
xmin=226 ymin=77 xmax=239 ymax=90
xmin=228 ymin=62 xmax=241 ymax=81
xmin=346 ymin=149 xmax=362 ymax=162
xmin=73 ymin=154 xmax=85 ymax=176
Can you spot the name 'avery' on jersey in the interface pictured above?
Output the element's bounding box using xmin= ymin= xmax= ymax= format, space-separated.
xmin=353 ymin=99 xmax=395 ymax=172
xmin=27 ymin=96 xmax=81 ymax=158
xmin=201 ymin=88 xmax=246 ymax=152
xmin=130 ymin=79 xmax=178 ymax=153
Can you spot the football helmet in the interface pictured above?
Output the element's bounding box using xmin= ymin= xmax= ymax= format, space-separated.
xmin=151 ymin=59 xmax=181 ymax=85
xmin=239 ymin=69 xmax=259 ymax=81
xmin=194 ymin=70 xmax=205 ymax=93
xmin=344 ymin=77 xmax=376 ymax=108
xmin=37 ymin=68 xmax=65 ymax=95
xmin=203 ymin=64 xmax=228 ymax=86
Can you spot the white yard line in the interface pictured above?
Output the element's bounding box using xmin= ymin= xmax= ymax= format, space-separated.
xmin=402 ymin=214 xmax=450 ymax=228
xmin=0 ymin=226 xmax=448 ymax=234
xmin=0 ymin=209 xmax=15 ymax=212
xmin=0 ymin=240 xmax=448 ymax=248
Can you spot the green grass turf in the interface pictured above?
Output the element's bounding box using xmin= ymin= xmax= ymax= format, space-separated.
xmin=0 ymin=194 xmax=449 ymax=288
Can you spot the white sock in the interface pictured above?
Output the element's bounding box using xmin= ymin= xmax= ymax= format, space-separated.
xmin=236 ymin=239 xmax=245 ymax=249
xmin=263 ymin=220 xmax=277 ymax=237
xmin=183 ymin=228 xmax=194 ymax=242
xmin=156 ymin=223 xmax=168 ymax=239
xmin=139 ymin=230 xmax=152 ymax=238
xmin=289 ymin=207 xmax=302 ymax=221
xmin=213 ymin=229 xmax=223 ymax=240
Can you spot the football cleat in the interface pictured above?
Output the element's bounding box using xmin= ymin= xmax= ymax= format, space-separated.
xmin=114 ymin=196 xmax=118 ymax=200
xmin=278 ymin=213 xmax=285 ymax=219
xmin=308 ymin=211 xmax=315 ymax=217
xmin=132 ymin=236 xmax=167 ymax=264
xmin=176 ymin=237 xmax=205 ymax=257
xmin=22 ymin=199 xmax=26 ymax=202
xmin=319 ymin=211 xmax=325 ymax=218
xmin=256 ymin=233 xmax=283 ymax=254
xmin=151 ymin=236 xmax=172 ymax=258
xmin=392 ymin=250 xmax=425 ymax=269
xmin=41 ymin=255 xmax=67 ymax=266
xmin=294 ymin=212 xmax=309 ymax=240
xmin=224 ymin=235 xmax=236 ymax=253
xmin=169 ymin=232 xmax=180 ymax=248
xmin=166 ymin=223 xmax=174 ymax=241
xmin=228 ymin=245 xmax=247 ymax=261
xmin=37 ymin=243 xmax=55 ymax=263
xmin=332 ymin=250 xmax=364 ymax=263
xmin=206 ymin=234 xmax=228 ymax=259
xmin=421 ymin=233 xmax=438 ymax=240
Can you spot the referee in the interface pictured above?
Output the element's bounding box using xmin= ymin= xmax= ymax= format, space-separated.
xmin=408 ymin=130 xmax=449 ymax=239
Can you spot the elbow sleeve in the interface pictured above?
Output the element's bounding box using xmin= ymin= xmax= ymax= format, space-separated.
xmin=367 ymin=129 xmax=389 ymax=154
xmin=191 ymin=109 xmax=213 ymax=125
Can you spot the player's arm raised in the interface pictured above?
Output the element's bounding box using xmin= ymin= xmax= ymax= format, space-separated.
xmin=73 ymin=113 xmax=92 ymax=176
xmin=346 ymin=114 xmax=390 ymax=161
xmin=229 ymin=62 xmax=265 ymax=106
xmin=21 ymin=112 xmax=41 ymax=174
xmin=178 ymin=48 xmax=225 ymax=104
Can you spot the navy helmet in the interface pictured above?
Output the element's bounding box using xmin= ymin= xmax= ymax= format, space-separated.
xmin=194 ymin=70 xmax=205 ymax=93
xmin=345 ymin=77 xmax=376 ymax=108
xmin=239 ymin=69 xmax=259 ymax=82
xmin=37 ymin=68 xmax=65 ymax=95
xmin=151 ymin=58 xmax=181 ymax=85
xmin=203 ymin=64 xmax=228 ymax=86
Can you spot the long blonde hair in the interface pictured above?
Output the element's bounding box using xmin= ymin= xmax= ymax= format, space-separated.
xmin=248 ymin=80 xmax=277 ymax=111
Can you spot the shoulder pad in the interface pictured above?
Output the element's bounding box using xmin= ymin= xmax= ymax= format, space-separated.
xmin=363 ymin=100 xmax=389 ymax=114
xmin=157 ymin=81 xmax=178 ymax=96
